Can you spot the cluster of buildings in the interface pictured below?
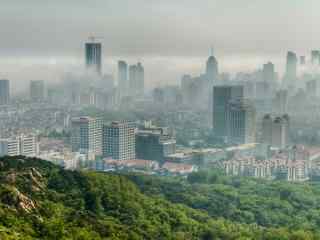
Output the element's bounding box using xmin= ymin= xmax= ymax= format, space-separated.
xmin=223 ymin=145 xmax=320 ymax=182
xmin=0 ymin=134 xmax=38 ymax=157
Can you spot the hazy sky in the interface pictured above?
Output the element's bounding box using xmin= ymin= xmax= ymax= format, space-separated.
xmin=0 ymin=0 xmax=319 ymax=90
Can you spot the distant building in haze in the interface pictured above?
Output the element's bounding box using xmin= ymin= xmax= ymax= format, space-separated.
xmin=129 ymin=63 xmax=144 ymax=96
xmin=311 ymin=50 xmax=320 ymax=65
xmin=262 ymin=62 xmax=276 ymax=82
xmin=206 ymin=54 xmax=219 ymax=82
xmin=30 ymin=80 xmax=45 ymax=102
xmin=226 ymin=99 xmax=256 ymax=144
xmin=261 ymin=114 xmax=290 ymax=149
xmin=118 ymin=60 xmax=128 ymax=98
xmin=0 ymin=79 xmax=10 ymax=105
xmin=284 ymin=51 xmax=298 ymax=88
xmin=85 ymin=38 xmax=102 ymax=75
xmin=273 ymin=90 xmax=288 ymax=114
xmin=102 ymin=121 xmax=135 ymax=160
xmin=212 ymin=86 xmax=243 ymax=139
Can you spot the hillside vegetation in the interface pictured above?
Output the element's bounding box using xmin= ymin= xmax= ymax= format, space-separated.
xmin=0 ymin=157 xmax=319 ymax=239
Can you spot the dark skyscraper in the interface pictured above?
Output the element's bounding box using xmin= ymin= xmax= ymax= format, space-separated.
xmin=85 ymin=38 xmax=102 ymax=75
xmin=212 ymin=86 xmax=243 ymax=138
xmin=206 ymin=54 xmax=219 ymax=82
xmin=0 ymin=79 xmax=10 ymax=105
xmin=118 ymin=61 xmax=128 ymax=98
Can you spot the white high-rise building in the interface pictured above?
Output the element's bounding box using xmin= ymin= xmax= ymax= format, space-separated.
xmin=71 ymin=117 xmax=103 ymax=156
xmin=103 ymin=121 xmax=135 ymax=160
xmin=0 ymin=135 xmax=37 ymax=157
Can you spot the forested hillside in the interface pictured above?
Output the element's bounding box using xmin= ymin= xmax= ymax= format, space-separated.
xmin=0 ymin=157 xmax=319 ymax=239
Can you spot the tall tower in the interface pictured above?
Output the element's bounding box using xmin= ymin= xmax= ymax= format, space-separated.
xmin=0 ymin=79 xmax=10 ymax=105
xmin=284 ymin=51 xmax=298 ymax=87
xmin=85 ymin=37 xmax=102 ymax=75
xmin=136 ymin=62 xmax=145 ymax=96
xmin=118 ymin=61 xmax=128 ymax=98
xmin=206 ymin=53 xmax=219 ymax=83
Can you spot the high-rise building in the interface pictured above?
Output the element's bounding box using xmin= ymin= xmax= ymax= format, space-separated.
xmin=0 ymin=135 xmax=37 ymax=157
xmin=284 ymin=51 xmax=298 ymax=87
xmin=271 ymin=115 xmax=290 ymax=149
xmin=118 ymin=61 xmax=128 ymax=98
xmin=262 ymin=62 xmax=276 ymax=82
xmin=30 ymin=80 xmax=45 ymax=102
xmin=129 ymin=63 xmax=145 ymax=96
xmin=311 ymin=50 xmax=320 ymax=65
xmin=206 ymin=55 xmax=219 ymax=82
xmin=261 ymin=114 xmax=290 ymax=149
xmin=85 ymin=39 xmax=102 ymax=75
xmin=136 ymin=126 xmax=176 ymax=163
xmin=103 ymin=121 xmax=135 ymax=160
xmin=226 ymin=99 xmax=256 ymax=144
xmin=261 ymin=114 xmax=273 ymax=145
xmin=136 ymin=62 xmax=145 ymax=95
xmin=273 ymin=90 xmax=288 ymax=114
xmin=212 ymin=86 xmax=243 ymax=138
xmin=0 ymin=79 xmax=10 ymax=105
xmin=0 ymin=138 xmax=19 ymax=157
xmin=71 ymin=117 xmax=103 ymax=156
xmin=19 ymin=135 xmax=37 ymax=157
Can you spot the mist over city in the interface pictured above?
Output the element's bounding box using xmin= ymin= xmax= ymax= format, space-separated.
xmin=1 ymin=1 xmax=320 ymax=239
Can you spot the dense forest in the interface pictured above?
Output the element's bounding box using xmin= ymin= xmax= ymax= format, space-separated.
xmin=0 ymin=156 xmax=319 ymax=239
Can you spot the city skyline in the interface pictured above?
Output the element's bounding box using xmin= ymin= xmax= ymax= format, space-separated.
xmin=1 ymin=1 xmax=320 ymax=91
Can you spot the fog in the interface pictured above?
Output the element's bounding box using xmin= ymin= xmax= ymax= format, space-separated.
xmin=1 ymin=0 xmax=319 ymax=92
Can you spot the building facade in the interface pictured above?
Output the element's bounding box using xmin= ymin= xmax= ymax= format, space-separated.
xmin=103 ymin=121 xmax=135 ymax=160
xmin=71 ymin=117 xmax=103 ymax=156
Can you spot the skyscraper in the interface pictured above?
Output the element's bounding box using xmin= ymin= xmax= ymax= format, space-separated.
xmin=285 ymin=51 xmax=298 ymax=87
xmin=261 ymin=114 xmax=273 ymax=145
xmin=0 ymin=79 xmax=10 ymax=105
xmin=85 ymin=38 xmax=102 ymax=75
xmin=261 ymin=114 xmax=290 ymax=149
xmin=206 ymin=54 xmax=219 ymax=82
xmin=212 ymin=86 xmax=243 ymax=138
xmin=136 ymin=62 xmax=145 ymax=95
xmin=30 ymin=80 xmax=45 ymax=102
xmin=311 ymin=50 xmax=320 ymax=65
xmin=226 ymin=99 xmax=256 ymax=144
xmin=271 ymin=115 xmax=290 ymax=149
xmin=262 ymin=62 xmax=276 ymax=82
xmin=118 ymin=60 xmax=128 ymax=98
xmin=273 ymin=90 xmax=288 ymax=114
xmin=102 ymin=121 xmax=135 ymax=160
xmin=71 ymin=117 xmax=103 ymax=156
xmin=129 ymin=63 xmax=145 ymax=96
